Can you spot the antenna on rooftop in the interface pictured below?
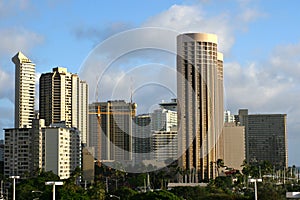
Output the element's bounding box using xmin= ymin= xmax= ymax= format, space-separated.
xmin=130 ymin=77 xmax=133 ymax=103
xmin=95 ymin=76 xmax=99 ymax=102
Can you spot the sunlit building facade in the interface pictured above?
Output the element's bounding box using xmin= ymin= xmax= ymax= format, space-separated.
xmin=12 ymin=52 xmax=36 ymax=128
xmin=39 ymin=67 xmax=88 ymax=145
xmin=177 ymin=33 xmax=224 ymax=182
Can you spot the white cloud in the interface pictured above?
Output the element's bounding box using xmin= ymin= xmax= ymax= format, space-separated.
xmin=224 ymin=61 xmax=295 ymax=112
xmin=224 ymin=41 xmax=300 ymax=114
xmin=224 ymin=41 xmax=300 ymax=165
xmin=0 ymin=0 xmax=31 ymax=18
xmin=142 ymin=4 xmax=234 ymax=55
xmin=72 ymin=22 xmax=133 ymax=44
xmin=0 ymin=27 xmax=44 ymax=57
xmin=0 ymin=99 xmax=14 ymax=137
xmin=0 ymin=68 xmax=14 ymax=102
xmin=79 ymin=2 xmax=266 ymax=114
xmin=238 ymin=8 xmax=265 ymax=23
xmin=0 ymin=26 xmax=43 ymax=136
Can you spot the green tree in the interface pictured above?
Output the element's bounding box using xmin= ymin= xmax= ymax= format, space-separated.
xmin=59 ymin=183 xmax=89 ymax=200
xmin=87 ymin=181 xmax=106 ymax=200
xmin=58 ymin=168 xmax=89 ymax=200
xmin=257 ymin=182 xmax=285 ymax=200
xmin=16 ymin=170 xmax=59 ymax=200
xmin=131 ymin=190 xmax=182 ymax=200
xmin=127 ymin=173 xmax=147 ymax=188
xmin=216 ymin=159 xmax=225 ymax=176
xmin=170 ymin=186 xmax=209 ymax=200
xmin=207 ymin=176 xmax=233 ymax=195
xmin=112 ymin=186 xmax=137 ymax=200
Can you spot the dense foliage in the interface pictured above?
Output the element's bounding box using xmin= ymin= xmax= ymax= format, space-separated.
xmin=2 ymin=161 xmax=299 ymax=199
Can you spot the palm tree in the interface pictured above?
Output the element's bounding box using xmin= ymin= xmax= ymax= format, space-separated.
xmin=216 ymin=159 xmax=225 ymax=176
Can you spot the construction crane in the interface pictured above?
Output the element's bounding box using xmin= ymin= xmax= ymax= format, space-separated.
xmin=88 ymin=106 xmax=102 ymax=167
xmin=88 ymin=104 xmax=137 ymax=166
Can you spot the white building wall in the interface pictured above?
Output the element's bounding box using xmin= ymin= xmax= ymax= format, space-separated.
xmin=151 ymin=109 xmax=177 ymax=131
xmin=43 ymin=125 xmax=81 ymax=179
xmin=12 ymin=52 xmax=36 ymax=128
xmin=79 ymin=81 xmax=88 ymax=145
xmin=152 ymin=131 xmax=178 ymax=161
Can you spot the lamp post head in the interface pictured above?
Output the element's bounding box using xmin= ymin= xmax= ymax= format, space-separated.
xmin=248 ymin=178 xmax=263 ymax=183
xmin=9 ymin=176 xmax=20 ymax=179
xmin=109 ymin=194 xmax=121 ymax=199
xmin=45 ymin=181 xmax=63 ymax=186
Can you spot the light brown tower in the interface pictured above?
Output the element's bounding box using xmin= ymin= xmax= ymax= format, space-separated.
xmin=177 ymin=33 xmax=224 ymax=182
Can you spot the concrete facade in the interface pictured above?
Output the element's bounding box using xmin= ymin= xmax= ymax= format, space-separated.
xmin=133 ymin=114 xmax=151 ymax=163
xmin=43 ymin=123 xmax=81 ymax=179
xmin=177 ymin=33 xmax=224 ymax=182
xmin=222 ymin=123 xmax=245 ymax=171
xmin=82 ymin=147 xmax=95 ymax=183
xmin=89 ymin=100 xmax=136 ymax=162
xmin=151 ymin=131 xmax=178 ymax=162
xmin=12 ymin=52 xmax=36 ymax=128
xmin=4 ymin=128 xmax=33 ymax=177
xmin=236 ymin=109 xmax=288 ymax=168
xmin=39 ymin=67 xmax=88 ymax=145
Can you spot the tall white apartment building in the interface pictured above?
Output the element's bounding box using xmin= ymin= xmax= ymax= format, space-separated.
xmin=12 ymin=52 xmax=36 ymax=128
xmin=150 ymin=100 xmax=178 ymax=162
xmin=152 ymin=131 xmax=178 ymax=162
xmin=79 ymin=81 xmax=89 ymax=145
xmin=39 ymin=67 xmax=88 ymax=145
xmin=224 ymin=110 xmax=235 ymax=123
xmin=151 ymin=108 xmax=177 ymax=132
xmin=4 ymin=119 xmax=82 ymax=179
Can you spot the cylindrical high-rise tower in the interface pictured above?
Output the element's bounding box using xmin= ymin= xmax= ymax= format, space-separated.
xmin=177 ymin=33 xmax=224 ymax=182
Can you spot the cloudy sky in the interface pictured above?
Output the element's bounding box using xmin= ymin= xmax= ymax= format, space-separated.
xmin=0 ymin=0 xmax=300 ymax=165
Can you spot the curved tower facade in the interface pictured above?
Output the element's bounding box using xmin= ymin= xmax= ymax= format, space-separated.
xmin=177 ymin=33 xmax=224 ymax=182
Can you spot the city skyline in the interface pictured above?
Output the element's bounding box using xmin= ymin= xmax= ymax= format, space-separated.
xmin=0 ymin=0 xmax=299 ymax=166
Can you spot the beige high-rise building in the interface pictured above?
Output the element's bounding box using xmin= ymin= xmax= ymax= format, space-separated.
xmin=12 ymin=52 xmax=36 ymax=128
xmin=221 ymin=123 xmax=245 ymax=171
xmin=39 ymin=67 xmax=88 ymax=145
xmin=82 ymin=147 xmax=95 ymax=183
xmin=177 ymin=33 xmax=224 ymax=182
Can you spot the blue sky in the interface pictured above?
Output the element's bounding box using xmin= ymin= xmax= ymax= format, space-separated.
xmin=0 ymin=0 xmax=300 ymax=166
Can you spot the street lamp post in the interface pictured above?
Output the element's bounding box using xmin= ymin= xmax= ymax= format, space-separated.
xmin=109 ymin=194 xmax=121 ymax=199
xmin=45 ymin=181 xmax=63 ymax=200
xmin=32 ymin=190 xmax=43 ymax=200
xmin=9 ymin=176 xmax=20 ymax=200
xmin=249 ymin=178 xmax=262 ymax=200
